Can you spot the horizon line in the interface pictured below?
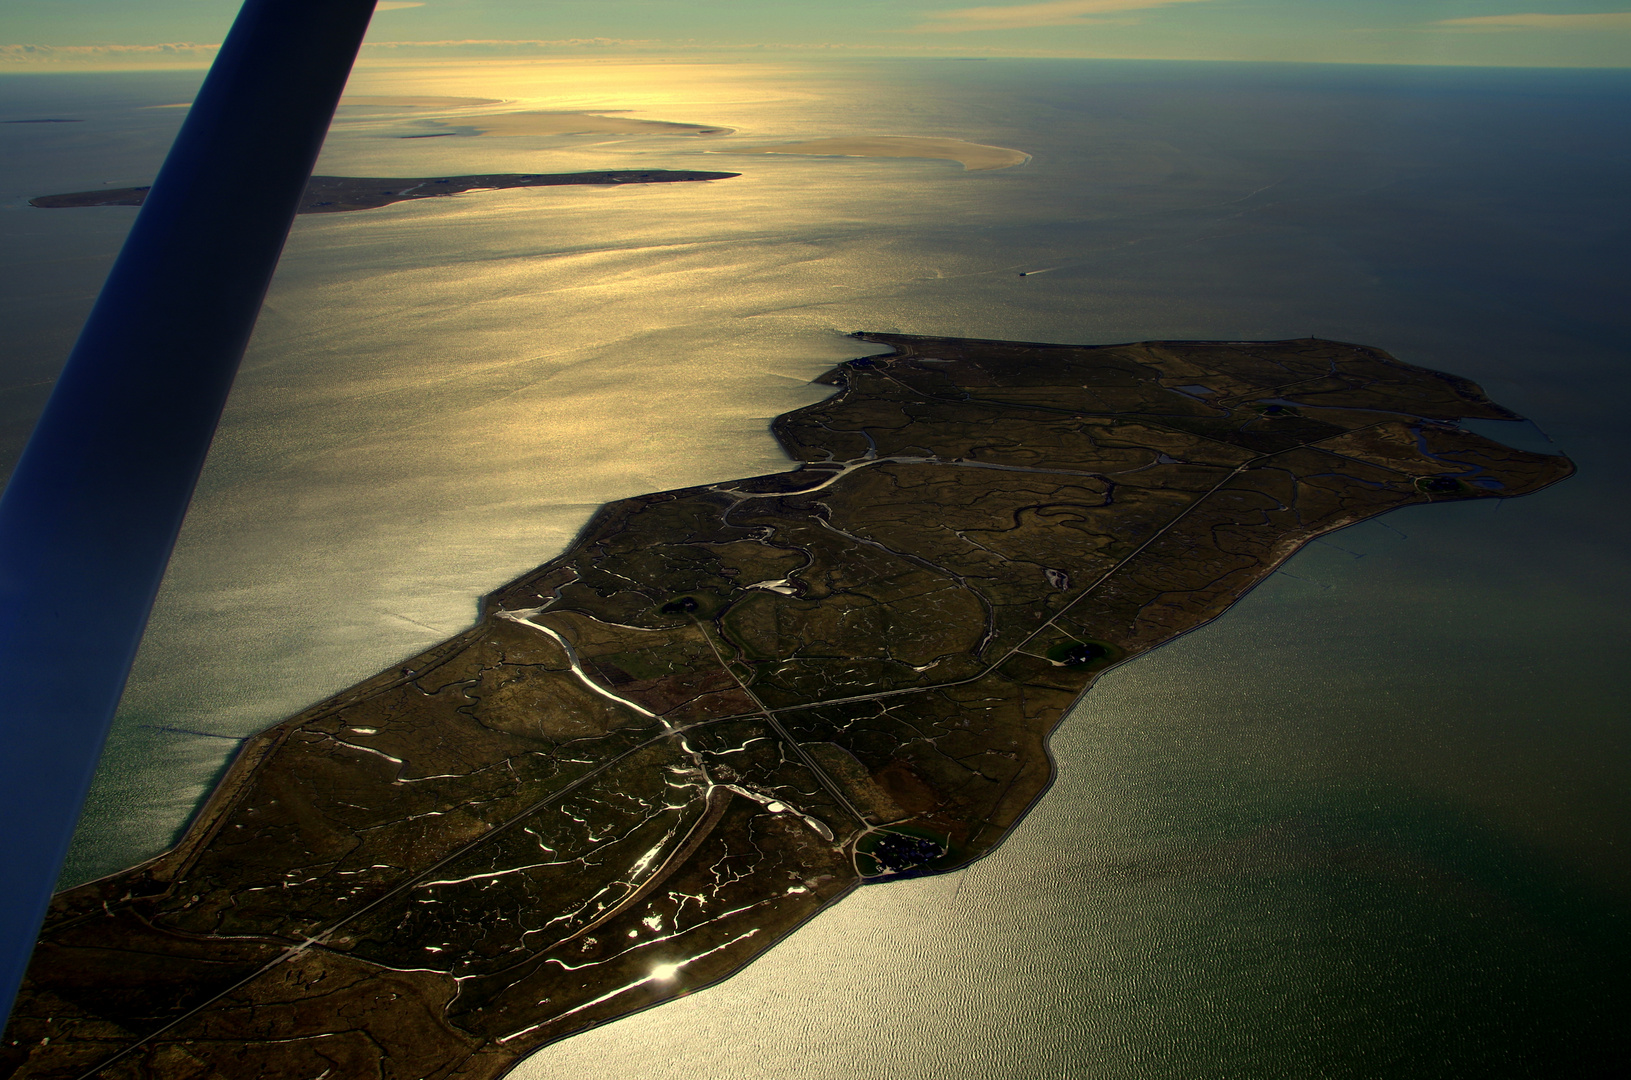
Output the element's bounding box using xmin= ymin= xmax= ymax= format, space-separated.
xmin=3 ymin=43 xmax=1629 ymax=73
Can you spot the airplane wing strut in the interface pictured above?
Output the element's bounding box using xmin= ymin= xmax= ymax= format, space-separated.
xmin=0 ymin=0 xmax=380 ymax=1023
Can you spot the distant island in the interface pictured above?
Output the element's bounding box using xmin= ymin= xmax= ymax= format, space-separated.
xmin=1 ymin=335 xmax=1571 ymax=1080
xmin=29 ymin=170 xmax=741 ymax=214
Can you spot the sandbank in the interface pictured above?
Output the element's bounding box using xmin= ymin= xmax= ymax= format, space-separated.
xmin=339 ymin=95 xmax=504 ymax=112
xmin=424 ymin=111 xmax=732 ymax=137
xmin=721 ymin=136 xmax=1029 ymax=171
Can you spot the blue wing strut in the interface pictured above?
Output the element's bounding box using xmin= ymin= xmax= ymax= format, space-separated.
xmin=0 ymin=0 xmax=379 ymax=1024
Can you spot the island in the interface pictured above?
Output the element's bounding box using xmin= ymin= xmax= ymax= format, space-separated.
xmin=28 ymin=170 xmax=741 ymax=214
xmin=0 ymin=334 xmax=1572 ymax=1080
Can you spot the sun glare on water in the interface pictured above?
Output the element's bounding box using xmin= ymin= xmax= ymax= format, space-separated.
xmin=347 ymin=58 xmax=822 ymax=114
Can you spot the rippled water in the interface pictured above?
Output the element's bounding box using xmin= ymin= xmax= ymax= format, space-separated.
xmin=2 ymin=57 xmax=1626 ymax=1076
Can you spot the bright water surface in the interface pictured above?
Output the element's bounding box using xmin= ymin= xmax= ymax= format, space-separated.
xmin=1 ymin=58 xmax=1627 ymax=1078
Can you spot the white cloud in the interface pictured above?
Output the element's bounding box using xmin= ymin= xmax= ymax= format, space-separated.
xmin=359 ymin=37 xmax=658 ymax=49
xmin=0 ymin=37 xmax=668 ymax=66
xmin=0 ymin=42 xmax=219 ymax=66
xmin=912 ymin=0 xmax=1213 ymax=33
xmin=1434 ymin=11 xmax=1631 ymax=31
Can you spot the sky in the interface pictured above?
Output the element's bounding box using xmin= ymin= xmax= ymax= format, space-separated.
xmin=2 ymin=0 xmax=1630 ymax=69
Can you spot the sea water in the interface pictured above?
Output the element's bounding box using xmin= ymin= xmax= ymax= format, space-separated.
xmin=1 ymin=58 xmax=1626 ymax=1076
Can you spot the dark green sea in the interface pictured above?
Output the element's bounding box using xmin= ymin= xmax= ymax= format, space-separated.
xmin=1 ymin=57 xmax=1626 ymax=1078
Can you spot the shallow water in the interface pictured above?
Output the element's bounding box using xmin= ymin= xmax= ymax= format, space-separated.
xmin=1 ymin=57 xmax=1626 ymax=1076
